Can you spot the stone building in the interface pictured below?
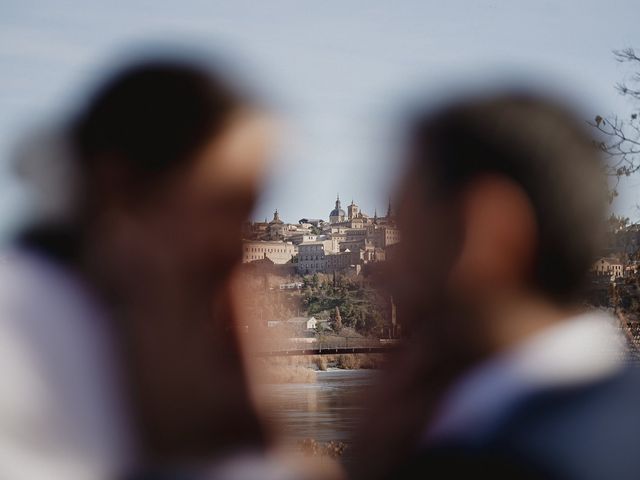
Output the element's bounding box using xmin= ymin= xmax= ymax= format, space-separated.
xmin=244 ymin=196 xmax=400 ymax=274
xmin=325 ymin=250 xmax=355 ymax=272
xmin=379 ymin=225 xmax=401 ymax=247
xmin=243 ymin=240 xmax=297 ymax=264
xmin=348 ymin=200 xmax=360 ymax=220
xmin=267 ymin=209 xmax=286 ymax=240
xmin=297 ymin=240 xmax=333 ymax=274
xmin=592 ymin=257 xmax=624 ymax=280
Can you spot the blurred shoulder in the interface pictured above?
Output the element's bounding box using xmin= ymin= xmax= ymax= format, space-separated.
xmin=486 ymin=366 xmax=640 ymax=479
xmin=0 ymin=248 xmax=96 ymax=322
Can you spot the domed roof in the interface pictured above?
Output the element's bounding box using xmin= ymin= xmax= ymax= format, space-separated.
xmin=330 ymin=195 xmax=345 ymax=218
xmin=269 ymin=209 xmax=284 ymax=224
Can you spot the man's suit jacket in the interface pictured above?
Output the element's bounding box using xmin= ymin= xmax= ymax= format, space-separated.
xmin=393 ymin=366 xmax=640 ymax=479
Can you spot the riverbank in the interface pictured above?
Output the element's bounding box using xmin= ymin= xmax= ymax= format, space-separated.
xmin=257 ymin=353 xmax=385 ymax=383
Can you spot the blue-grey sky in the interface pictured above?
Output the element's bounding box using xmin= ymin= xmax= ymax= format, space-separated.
xmin=1 ymin=0 xmax=639 ymax=235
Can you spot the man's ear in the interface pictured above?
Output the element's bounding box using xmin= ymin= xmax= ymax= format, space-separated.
xmin=448 ymin=175 xmax=538 ymax=294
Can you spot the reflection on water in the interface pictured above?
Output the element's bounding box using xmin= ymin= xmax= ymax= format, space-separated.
xmin=264 ymin=369 xmax=376 ymax=450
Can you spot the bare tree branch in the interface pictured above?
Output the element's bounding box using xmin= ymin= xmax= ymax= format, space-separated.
xmin=592 ymin=48 xmax=640 ymax=180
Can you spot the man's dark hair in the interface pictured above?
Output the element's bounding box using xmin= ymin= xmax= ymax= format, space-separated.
xmin=409 ymin=93 xmax=606 ymax=303
xmin=71 ymin=57 xmax=243 ymax=181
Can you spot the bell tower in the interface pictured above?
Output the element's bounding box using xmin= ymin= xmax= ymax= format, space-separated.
xmin=348 ymin=199 xmax=360 ymax=220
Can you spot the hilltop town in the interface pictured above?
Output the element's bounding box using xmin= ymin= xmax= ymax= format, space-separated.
xmin=242 ymin=195 xmax=400 ymax=275
xmin=238 ymin=196 xmax=400 ymax=344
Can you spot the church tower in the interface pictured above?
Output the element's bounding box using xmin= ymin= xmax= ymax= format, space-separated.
xmin=347 ymin=199 xmax=360 ymax=220
xmin=329 ymin=194 xmax=346 ymax=224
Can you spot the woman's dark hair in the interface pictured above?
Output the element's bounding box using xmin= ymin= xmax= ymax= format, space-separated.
xmin=19 ymin=58 xmax=245 ymax=261
xmin=409 ymin=93 xmax=607 ymax=304
xmin=71 ymin=58 xmax=244 ymax=181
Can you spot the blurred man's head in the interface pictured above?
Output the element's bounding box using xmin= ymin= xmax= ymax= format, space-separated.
xmin=395 ymin=93 xmax=606 ymax=343
xmin=69 ymin=58 xmax=272 ymax=285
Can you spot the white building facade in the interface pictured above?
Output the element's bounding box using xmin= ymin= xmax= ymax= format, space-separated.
xmin=243 ymin=240 xmax=297 ymax=264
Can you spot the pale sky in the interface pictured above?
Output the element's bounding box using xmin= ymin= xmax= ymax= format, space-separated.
xmin=1 ymin=0 xmax=639 ymax=236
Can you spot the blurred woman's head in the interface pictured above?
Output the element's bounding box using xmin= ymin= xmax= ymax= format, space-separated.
xmin=69 ymin=57 xmax=273 ymax=284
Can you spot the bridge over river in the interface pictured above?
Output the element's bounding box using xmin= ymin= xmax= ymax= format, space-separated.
xmin=254 ymin=334 xmax=399 ymax=357
xmin=257 ymin=345 xmax=395 ymax=357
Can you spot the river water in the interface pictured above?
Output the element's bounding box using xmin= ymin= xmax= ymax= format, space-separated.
xmin=263 ymin=369 xmax=376 ymax=455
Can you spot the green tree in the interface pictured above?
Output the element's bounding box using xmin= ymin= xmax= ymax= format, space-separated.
xmin=332 ymin=306 xmax=343 ymax=332
xmin=300 ymin=274 xmax=392 ymax=335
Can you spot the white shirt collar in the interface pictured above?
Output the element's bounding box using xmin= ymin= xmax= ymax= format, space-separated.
xmin=424 ymin=310 xmax=626 ymax=445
